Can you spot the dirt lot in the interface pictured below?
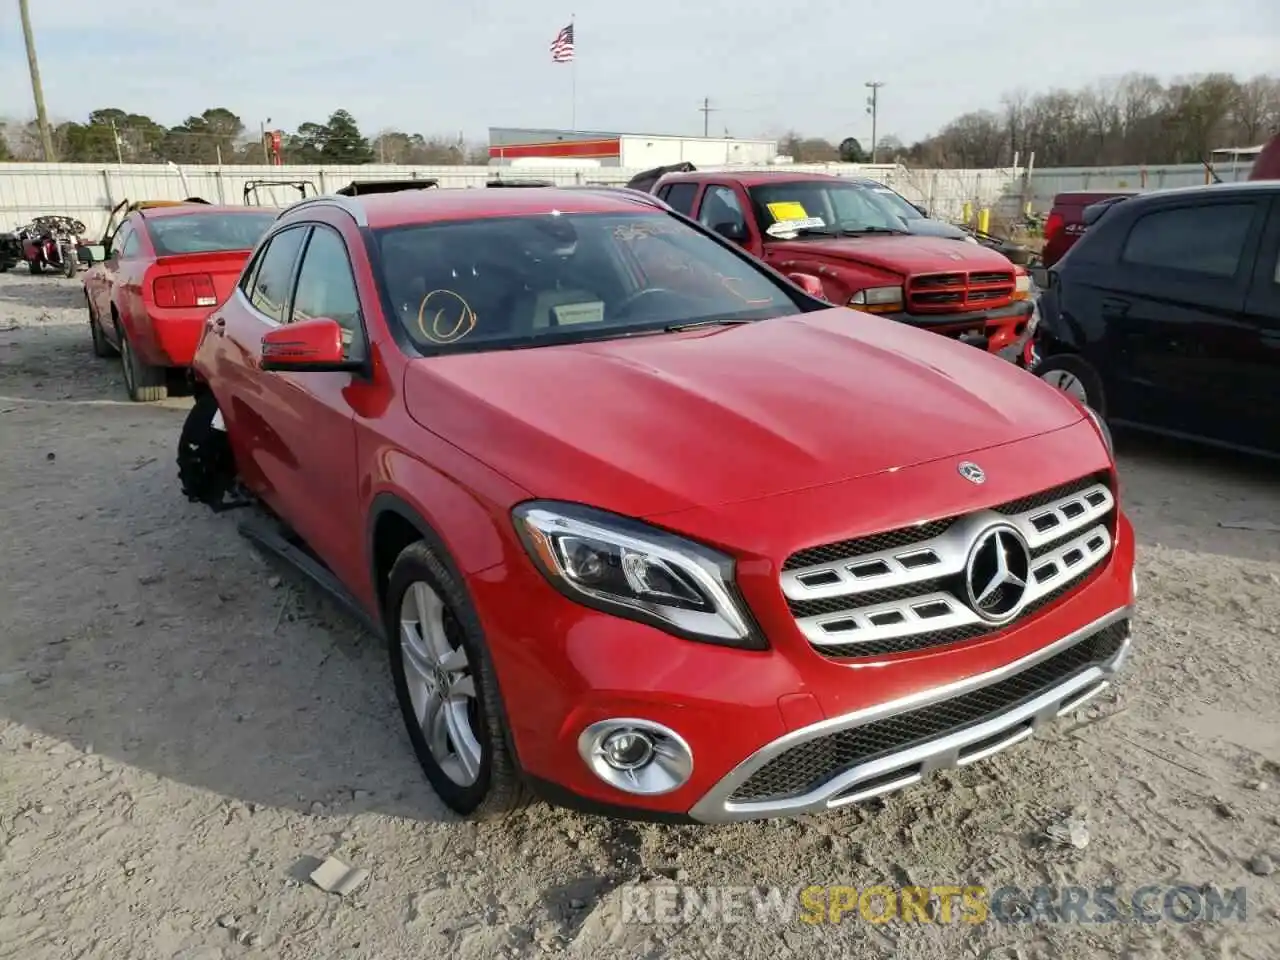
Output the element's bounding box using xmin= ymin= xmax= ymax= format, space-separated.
xmin=1 ymin=270 xmax=1277 ymax=960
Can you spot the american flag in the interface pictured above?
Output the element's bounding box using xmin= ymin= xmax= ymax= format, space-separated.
xmin=550 ymin=23 xmax=574 ymax=63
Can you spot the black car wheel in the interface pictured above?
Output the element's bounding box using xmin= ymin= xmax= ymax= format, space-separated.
xmin=117 ymin=319 xmax=168 ymax=402
xmin=385 ymin=540 xmax=527 ymax=820
xmin=88 ymin=296 xmax=116 ymax=358
xmin=1036 ymin=354 xmax=1106 ymax=417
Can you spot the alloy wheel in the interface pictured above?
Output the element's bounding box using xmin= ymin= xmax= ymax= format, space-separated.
xmin=398 ymin=581 xmax=482 ymax=786
xmin=1040 ymin=368 xmax=1089 ymax=405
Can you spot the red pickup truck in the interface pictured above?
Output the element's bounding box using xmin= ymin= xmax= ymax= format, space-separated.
xmin=1041 ymin=190 xmax=1141 ymax=268
xmin=649 ymin=170 xmax=1037 ymax=359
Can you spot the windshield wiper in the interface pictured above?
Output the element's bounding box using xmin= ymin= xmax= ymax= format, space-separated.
xmin=664 ymin=318 xmax=756 ymax=332
xmin=840 ymin=227 xmax=908 ymax=236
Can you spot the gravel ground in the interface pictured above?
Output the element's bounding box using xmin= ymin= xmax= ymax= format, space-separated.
xmin=1 ymin=269 xmax=1278 ymax=960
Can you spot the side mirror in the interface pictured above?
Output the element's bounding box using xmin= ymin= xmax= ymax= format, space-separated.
xmin=77 ymin=247 xmax=94 ymax=264
xmin=712 ymin=221 xmax=748 ymax=243
xmin=78 ymin=244 xmax=104 ymax=264
xmin=788 ymin=273 xmax=826 ymax=299
xmin=261 ymin=318 xmax=359 ymax=373
xmin=912 ymin=203 xmax=929 ymax=217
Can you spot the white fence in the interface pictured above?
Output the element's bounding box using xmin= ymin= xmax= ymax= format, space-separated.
xmin=0 ymin=162 xmax=1024 ymax=238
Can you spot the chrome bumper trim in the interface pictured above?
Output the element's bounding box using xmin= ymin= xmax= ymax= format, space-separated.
xmin=687 ymin=605 xmax=1132 ymax=823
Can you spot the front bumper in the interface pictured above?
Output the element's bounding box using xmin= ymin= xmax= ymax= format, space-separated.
xmin=688 ymin=606 xmax=1130 ymax=822
xmin=881 ymin=299 xmax=1035 ymax=358
xmin=474 ymin=507 xmax=1135 ymax=822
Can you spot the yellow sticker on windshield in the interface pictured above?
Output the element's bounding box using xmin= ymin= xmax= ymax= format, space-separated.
xmin=767 ymin=201 xmax=809 ymax=221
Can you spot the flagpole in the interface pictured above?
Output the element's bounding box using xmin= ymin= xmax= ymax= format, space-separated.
xmin=570 ymin=13 xmax=577 ymax=131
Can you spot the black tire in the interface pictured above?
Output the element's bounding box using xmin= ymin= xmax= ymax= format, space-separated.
xmin=28 ymin=258 xmax=42 ymax=275
xmin=177 ymin=388 xmax=237 ymax=507
xmin=63 ymin=252 xmax=76 ymax=279
xmin=1035 ymin=353 xmax=1106 ymax=418
xmin=117 ymin=318 xmax=167 ymax=402
xmin=385 ymin=540 xmax=527 ymax=820
xmin=88 ymin=296 xmax=116 ymax=358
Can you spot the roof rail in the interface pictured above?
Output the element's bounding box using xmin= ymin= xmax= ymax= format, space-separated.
xmin=277 ymin=194 xmax=368 ymax=227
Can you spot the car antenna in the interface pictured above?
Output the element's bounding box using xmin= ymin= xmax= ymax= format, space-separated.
xmin=1201 ymin=156 xmax=1223 ymax=184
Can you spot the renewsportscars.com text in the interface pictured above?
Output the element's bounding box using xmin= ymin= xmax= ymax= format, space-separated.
xmin=619 ymin=883 xmax=1249 ymax=926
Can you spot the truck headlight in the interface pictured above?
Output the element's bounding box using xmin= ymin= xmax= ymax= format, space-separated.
xmin=848 ymin=285 xmax=903 ymax=313
xmin=513 ymin=502 xmax=765 ymax=649
xmin=1013 ymin=272 xmax=1033 ymax=300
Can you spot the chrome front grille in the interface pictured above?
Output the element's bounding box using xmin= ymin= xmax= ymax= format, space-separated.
xmin=781 ymin=475 xmax=1115 ymax=659
xmin=906 ymin=270 xmax=1015 ymax=313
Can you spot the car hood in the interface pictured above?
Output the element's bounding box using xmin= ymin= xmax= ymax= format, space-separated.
xmin=902 ymin=217 xmax=971 ymax=241
xmin=402 ymin=309 xmax=1085 ymax=518
xmin=766 ymin=233 xmax=1011 ymax=277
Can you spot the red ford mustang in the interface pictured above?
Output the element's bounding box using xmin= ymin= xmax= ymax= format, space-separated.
xmin=83 ymin=204 xmax=277 ymax=401
xmin=179 ymin=186 xmax=1136 ymax=822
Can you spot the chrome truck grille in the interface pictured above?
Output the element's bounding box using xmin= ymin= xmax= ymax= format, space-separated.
xmin=780 ymin=475 xmax=1116 ymax=659
xmin=907 ymin=270 xmax=1015 ymax=313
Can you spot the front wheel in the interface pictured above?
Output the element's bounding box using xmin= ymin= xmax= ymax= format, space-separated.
xmin=1036 ymin=353 xmax=1106 ymax=417
xmin=28 ymin=258 xmax=42 ymax=275
xmin=62 ymin=250 xmax=76 ymax=279
xmin=386 ymin=540 xmax=527 ymax=820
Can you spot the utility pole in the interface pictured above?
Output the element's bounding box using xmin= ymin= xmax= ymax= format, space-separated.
xmin=699 ymin=97 xmax=719 ymax=138
xmin=865 ymin=81 xmax=885 ymax=163
xmin=109 ymin=119 xmax=124 ymax=164
xmin=18 ymin=0 xmax=55 ymax=161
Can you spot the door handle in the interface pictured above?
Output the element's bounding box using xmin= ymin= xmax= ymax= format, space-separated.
xmin=1100 ymin=297 xmax=1130 ymax=319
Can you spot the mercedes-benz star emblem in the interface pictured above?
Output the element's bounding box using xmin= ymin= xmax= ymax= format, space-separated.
xmin=964 ymin=525 xmax=1032 ymax=622
xmin=957 ymin=461 xmax=986 ymax=484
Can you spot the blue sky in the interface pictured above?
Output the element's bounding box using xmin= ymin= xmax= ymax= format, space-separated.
xmin=1 ymin=0 xmax=1275 ymax=144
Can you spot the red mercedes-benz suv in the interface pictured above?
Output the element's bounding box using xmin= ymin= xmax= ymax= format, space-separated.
xmin=179 ymin=185 xmax=1135 ymax=822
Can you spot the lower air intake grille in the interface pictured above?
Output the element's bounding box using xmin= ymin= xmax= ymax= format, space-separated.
xmin=730 ymin=619 xmax=1128 ymax=802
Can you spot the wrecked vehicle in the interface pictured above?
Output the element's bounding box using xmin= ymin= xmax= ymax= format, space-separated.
xmin=178 ymin=185 xmax=1134 ymax=823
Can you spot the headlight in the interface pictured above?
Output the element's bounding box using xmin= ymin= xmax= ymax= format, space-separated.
xmin=848 ymin=285 xmax=903 ymax=313
xmin=1013 ymin=272 xmax=1033 ymax=300
xmin=512 ymin=502 xmax=765 ymax=649
xmin=1083 ymin=404 xmax=1113 ymax=457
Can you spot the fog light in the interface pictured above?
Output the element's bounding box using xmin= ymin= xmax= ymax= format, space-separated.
xmin=578 ymin=719 xmax=694 ymax=795
xmin=601 ymin=730 xmax=654 ymax=770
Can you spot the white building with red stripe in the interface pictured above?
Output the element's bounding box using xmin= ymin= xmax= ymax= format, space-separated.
xmin=487 ymin=128 xmax=777 ymax=168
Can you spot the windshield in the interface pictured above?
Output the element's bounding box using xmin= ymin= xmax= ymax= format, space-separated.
xmin=375 ymin=211 xmax=805 ymax=354
xmin=748 ymin=181 xmax=909 ymax=239
xmin=865 ymin=184 xmax=924 ymax=221
xmin=145 ymin=212 xmax=277 ymax=256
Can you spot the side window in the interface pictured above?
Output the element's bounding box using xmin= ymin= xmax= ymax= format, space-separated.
xmin=659 ymin=182 xmax=698 ymax=216
xmin=1120 ymin=203 xmax=1255 ymax=279
xmin=291 ymin=227 xmax=365 ymax=360
xmin=120 ymin=227 xmax=141 ymax=258
xmin=248 ymin=227 xmax=307 ymax=323
xmin=109 ymin=223 xmax=132 ymax=260
xmin=697 ymin=185 xmax=747 ymax=232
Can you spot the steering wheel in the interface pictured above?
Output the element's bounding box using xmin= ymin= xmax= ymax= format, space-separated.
xmin=613 ymin=287 xmax=683 ymax=318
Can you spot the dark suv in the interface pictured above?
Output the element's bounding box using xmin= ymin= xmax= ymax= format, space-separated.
xmin=1029 ymin=181 xmax=1280 ymax=457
